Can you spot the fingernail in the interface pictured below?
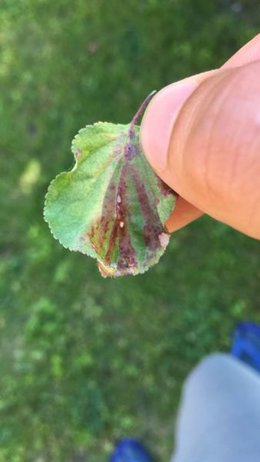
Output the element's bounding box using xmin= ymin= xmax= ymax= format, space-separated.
xmin=140 ymin=79 xmax=198 ymax=171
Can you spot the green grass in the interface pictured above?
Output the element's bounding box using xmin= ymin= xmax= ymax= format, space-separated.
xmin=0 ymin=1 xmax=259 ymax=460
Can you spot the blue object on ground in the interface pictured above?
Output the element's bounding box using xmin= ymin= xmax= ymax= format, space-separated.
xmin=109 ymin=438 xmax=154 ymax=462
xmin=231 ymin=322 xmax=260 ymax=372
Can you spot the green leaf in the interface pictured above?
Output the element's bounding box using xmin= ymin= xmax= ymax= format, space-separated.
xmin=44 ymin=95 xmax=176 ymax=277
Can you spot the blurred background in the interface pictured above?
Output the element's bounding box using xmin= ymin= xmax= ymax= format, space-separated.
xmin=0 ymin=0 xmax=259 ymax=461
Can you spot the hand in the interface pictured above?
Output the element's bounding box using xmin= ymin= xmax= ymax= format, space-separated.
xmin=140 ymin=34 xmax=260 ymax=239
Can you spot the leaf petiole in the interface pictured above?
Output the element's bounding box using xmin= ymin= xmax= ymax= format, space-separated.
xmin=128 ymin=90 xmax=157 ymax=140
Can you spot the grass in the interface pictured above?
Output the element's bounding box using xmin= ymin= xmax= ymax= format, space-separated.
xmin=0 ymin=0 xmax=259 ymax=460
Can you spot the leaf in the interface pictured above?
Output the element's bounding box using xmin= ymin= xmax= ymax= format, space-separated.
xmin=44 ymin=93 xmax=176 ymax=277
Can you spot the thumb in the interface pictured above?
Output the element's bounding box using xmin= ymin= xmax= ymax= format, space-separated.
xmin=140 ymin=62 xmax=260 ymax=239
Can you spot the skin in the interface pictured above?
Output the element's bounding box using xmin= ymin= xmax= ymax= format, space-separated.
xmin=140 ymin=34 xmax=260 ymax=240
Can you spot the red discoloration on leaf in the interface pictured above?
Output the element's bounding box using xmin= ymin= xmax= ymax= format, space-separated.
xmin=85 ymin=135 xmax=173 ymax=275
xmin=116 ymin=165 xmax=137 ymax=272
xmin=157 ymin=177 xmax=174 ymax=196
xmin=130 ymin=166 xmax=165 ymax=252
xmin=86 ymin=180 xmax=116 ymax=259
xmin=124 ymin=142 xmax=138 ymax=160
xmin=87 ymin=164 xmax=137 ymax=274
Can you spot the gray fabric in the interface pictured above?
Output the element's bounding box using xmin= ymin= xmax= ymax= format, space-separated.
xmin=172 ymin=353 xmax=260 ymax=462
